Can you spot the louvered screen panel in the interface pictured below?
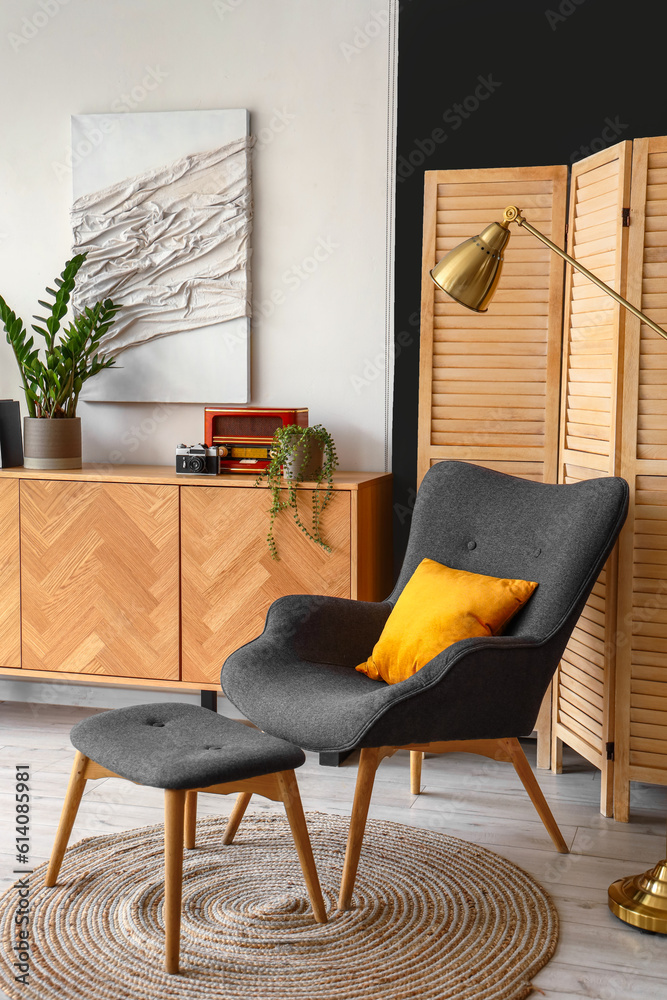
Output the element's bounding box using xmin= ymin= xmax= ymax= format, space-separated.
xmin=554 ymin=142 xmax=631 ymax=816
xmin=418 ymin=166 xmax=567 ymax=487
xmin=555 ymin=465 xmax=612 ymax=774
xmin=627 ymin=478 xmax=667 ymax=781
xmin=615 ymin=135 xmax=667 ymax=820
xmin=635 ymin=143 xmax=667 ymax=461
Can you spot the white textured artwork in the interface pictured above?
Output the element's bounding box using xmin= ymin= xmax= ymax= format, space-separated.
xmin=71 ymin=110 xmax=251 ymax=404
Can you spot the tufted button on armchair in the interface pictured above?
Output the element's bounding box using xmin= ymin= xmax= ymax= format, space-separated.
xmin=222 ymin=460 xmax=629 ymax=909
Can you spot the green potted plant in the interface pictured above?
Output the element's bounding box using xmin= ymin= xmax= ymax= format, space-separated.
xmin=255 ymin=423 xmax=339 ymax=560
xmin=0 ymin=253 xmax=120 ymax=469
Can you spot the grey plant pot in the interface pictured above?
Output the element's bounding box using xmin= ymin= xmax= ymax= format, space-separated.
xmin=23 ymin=417 xmax=82 ymax=470
xmin=283 ymin=441 xmax=324 ymax=482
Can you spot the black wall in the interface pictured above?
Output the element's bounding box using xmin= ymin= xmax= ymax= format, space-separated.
xmin=393 ymin=0 xmax=664 ymax=575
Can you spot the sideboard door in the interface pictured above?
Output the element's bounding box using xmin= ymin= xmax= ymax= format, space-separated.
xmin=0 ymin=479 xmax=20 ymax=668
xmin=20 ymin=480 xmax=180 ymax=679
xmin=181 ymin=486 xmax=351 ymax=685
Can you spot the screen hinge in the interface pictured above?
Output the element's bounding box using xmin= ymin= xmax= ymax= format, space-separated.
xmin=606 ymin=741 xmax=615 ymax=761
xmin=622 ymin=208 xmax=631 ymax=227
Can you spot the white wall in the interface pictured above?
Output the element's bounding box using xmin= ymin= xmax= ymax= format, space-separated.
xmin=0 ymin=0 xmax=396 ymax=709
xmin=0 ymin=0 xmax=396 ymax=473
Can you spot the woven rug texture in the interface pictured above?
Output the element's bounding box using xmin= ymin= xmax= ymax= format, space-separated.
xmin=0 ymin=811 xmax=558 ymax=1000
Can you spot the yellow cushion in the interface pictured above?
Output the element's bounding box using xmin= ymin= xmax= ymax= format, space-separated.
xmin=356 ymin=557 xmax=538 ymax=685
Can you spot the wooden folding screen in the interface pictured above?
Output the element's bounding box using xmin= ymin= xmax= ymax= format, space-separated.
xmin=419 ymin=141 xmax=667 ymax=817
xmin=552 ymin=141 xmax=632 ymax=816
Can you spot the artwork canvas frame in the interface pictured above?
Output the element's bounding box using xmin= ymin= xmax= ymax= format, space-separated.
xmin=71 ymin=109 xmax=251 ymax=404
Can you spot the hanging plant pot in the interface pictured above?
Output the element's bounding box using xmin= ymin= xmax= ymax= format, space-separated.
xmin=254 ymin=424 xmax=339 ymax=561
xmin=23 ymin=417 xmax=82 ymax=470
xmin=283 ymin=441 xmax=324 ymax=482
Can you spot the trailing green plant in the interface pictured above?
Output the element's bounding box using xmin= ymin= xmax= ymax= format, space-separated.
xmin=0 ymin=252 xmax=120 ymax=418
xmin=255 ymin=423 xmax=339 ymax=560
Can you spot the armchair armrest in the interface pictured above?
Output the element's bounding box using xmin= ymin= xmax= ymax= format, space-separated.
xmin=357 ymin=632 xmax=557 ymax=749
xmin=220 ymin=595 xmax=394 ymax=748
xmin=258 ymin=594 xmax=393 ymax=666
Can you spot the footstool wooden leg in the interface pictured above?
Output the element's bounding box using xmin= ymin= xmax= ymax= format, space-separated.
xmin=164 ymin=789 xmax=186 ymax=975
xmin=184 ymin=791 xmax=197 ymax=850
xmin=45 ymin=751 xmax=90 ymax=887
xmin=276 ymin=770 xmax=327 ymax=924
xmin=222 ymin=791 xmax=253 ymax=846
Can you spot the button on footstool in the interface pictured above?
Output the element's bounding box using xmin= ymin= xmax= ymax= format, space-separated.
xmin=45 ymin=703 xmax=327 ymax=974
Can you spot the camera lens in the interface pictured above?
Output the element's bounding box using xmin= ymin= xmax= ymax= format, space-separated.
xmin=188 ymin=457 xmax=205 ymax=473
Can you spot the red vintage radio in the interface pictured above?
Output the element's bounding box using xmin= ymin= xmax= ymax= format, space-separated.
xmin=203 ymin=406 xmax=308 ymax=473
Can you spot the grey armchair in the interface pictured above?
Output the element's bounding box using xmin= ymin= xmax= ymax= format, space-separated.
xmin=221 ymin=460 xmax=629 ymax=909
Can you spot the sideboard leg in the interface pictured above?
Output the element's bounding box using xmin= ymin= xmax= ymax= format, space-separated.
xmin=201 ymin=690 xmax=218 ymax=712
xmin=319 ymin=751 xmax=352 ymax=767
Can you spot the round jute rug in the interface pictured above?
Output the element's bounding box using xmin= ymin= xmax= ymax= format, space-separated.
xmin=0 ymin=811 xmax=558 ymax=1000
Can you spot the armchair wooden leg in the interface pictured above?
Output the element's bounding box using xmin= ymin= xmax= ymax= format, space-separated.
xmin=338 ymin=747 xmax=382 ymax=911
xmin=184 ymin=791 xmax=197 ymax=850
xmin=164 ymin=789 xmax=186 ymax=976
xmin=222 ymin=792 xmax=253 ymax=846
xmin=45 ymin=751 xmax=89 ymax=887
xmin=276 ymin=770 xmax=327 ymax=924
xmin=410 ymin=751 xmax=423 ymax=794
xmin=504 ymin=738 xmax=569 ymax=854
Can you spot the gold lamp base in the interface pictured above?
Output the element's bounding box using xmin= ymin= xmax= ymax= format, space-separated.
xmin=608 ymin=859 xmax=667 ymax=933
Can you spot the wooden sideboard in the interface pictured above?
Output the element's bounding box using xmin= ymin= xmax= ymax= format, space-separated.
xmin=0 ymin=465 xmax=393 ymax=694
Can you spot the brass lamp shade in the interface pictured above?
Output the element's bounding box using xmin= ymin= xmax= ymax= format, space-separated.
xmin=429 ymin=221 xmax=511 ymax=312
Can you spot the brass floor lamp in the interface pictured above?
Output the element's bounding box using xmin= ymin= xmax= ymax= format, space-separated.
xmin=429 ymin=203 xmax=667 ymax=934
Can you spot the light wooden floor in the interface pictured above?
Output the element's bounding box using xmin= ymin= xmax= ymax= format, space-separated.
xmin=1 ymin=700 xmax=667 ymax=999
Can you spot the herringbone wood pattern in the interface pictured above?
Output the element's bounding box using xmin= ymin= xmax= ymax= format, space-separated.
xmin=0 ymin=479 xmax=20 ymax=668
xmin=181 ymin=486 xmax=351 ymax=684
xmin=20 ymin=480 xmax=180 ymax=678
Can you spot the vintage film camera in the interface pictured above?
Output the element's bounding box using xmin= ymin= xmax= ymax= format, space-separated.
xmin=175 ymin=443 xmax=221 ymax=475
xmin=203 ymin=406 xmax=308 ymax=474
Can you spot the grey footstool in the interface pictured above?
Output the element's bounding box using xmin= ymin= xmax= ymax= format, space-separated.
xmin=45 ymin=703 xmax=327 ymax=974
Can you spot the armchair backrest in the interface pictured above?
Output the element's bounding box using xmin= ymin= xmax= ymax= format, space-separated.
xmin=392 ymin=461 xmax=628 ymax=647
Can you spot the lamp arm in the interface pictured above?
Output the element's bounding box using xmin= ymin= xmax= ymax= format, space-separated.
xmin=505 ymin=206 xmax=667 ymax=343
